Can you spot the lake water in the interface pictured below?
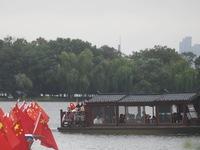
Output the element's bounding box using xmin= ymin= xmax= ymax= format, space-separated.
xmin=1 ymin=101 xmax=200 ymax=150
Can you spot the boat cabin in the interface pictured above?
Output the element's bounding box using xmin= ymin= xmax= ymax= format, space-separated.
xmin=60 ymin=92 xmax=200 ymax=128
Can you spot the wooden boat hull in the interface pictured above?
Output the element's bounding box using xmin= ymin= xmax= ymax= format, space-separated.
xmin=57 ymin=126 xmax=200 ymax=135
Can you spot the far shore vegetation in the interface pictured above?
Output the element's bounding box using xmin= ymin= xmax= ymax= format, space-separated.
xmin=0 ymin=36 xmax=200 ymax=101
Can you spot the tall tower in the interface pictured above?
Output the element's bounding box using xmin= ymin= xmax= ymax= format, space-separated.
xmin=118 ymin=36 xmax=121 ymax=52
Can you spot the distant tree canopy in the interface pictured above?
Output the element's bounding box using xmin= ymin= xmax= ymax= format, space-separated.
xmin=0 ymin=36 xmax=199 ymax=98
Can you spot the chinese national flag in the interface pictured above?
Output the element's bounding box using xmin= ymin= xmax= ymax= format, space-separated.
xmin=14 ymin=105 xmax=35 ymax=134
xmin=27 ymin=106 xmax=39 ymax=121
xmin=33 ymin=113 xmax=59 ymax=150
xmin=0 ymin=108 xmax=4 ymax=119
xmin=11 ymin=119 xmax=29 ymax=150
xmin=0 ymin=133 xmax=12 ymax=150
xmin=2 ymin=115 xmax=13 ymax=128
xmin=19 ymin=110 xmax=35 ymax=133
xmin=19 ymin=101 xmax=28 ymax=112
xmin=33 ymin=102 xmax=50 ymax=122
xmin=9 ymin=103 xmax=20 ymax=124
xmin=0 ymin=119 xmax=20 ymax=149
xmin=27 ymin=102 xmax=49 ymax=123
xmin=9 ymin=103 xmax=34 ymax=134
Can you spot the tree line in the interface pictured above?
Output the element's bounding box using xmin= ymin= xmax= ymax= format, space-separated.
xmin=0 ymin=36 xmax=200 ymax=98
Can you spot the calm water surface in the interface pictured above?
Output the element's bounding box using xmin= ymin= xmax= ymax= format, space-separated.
xmin=1 ymin=101 xmax=200 ymax=150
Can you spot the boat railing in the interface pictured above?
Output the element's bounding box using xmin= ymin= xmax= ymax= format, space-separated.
xmin=61 ymin=110 xmax=85 ymax=127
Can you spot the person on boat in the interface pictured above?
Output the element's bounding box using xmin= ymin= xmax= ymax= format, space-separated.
xmin=104 ymin=115 xmax=112 ymax=123
xmin=136 ymin=113 xmax=141 ymax=122
xmin=80 ymin=101 xmax=85 ymax=112
xmin=62 ymin=107 xmax=73 ymax=123
xmin=172 ymin=113 xmax=177 ymax=123
xmin=145 ymin=114 xmax=151 ymax=123
xmin=177 ymin=113 xmax=183 ymax=123
xmin=75 ymin=100 xmax=81 ymax=111
xmin=94 ymin=116 xmax=102 ymax=124
xmin=119 ymin=114 xmax=125 ymax=123
xmin=79 ymin=102 xmax=85 ymax=120
xmin=141 ymin=111 xmax=146 ymax=122
xmin=128 ymin=114 xmax=135 ymax=123
xmin=151 ymin=115 xmax=156 ymax=123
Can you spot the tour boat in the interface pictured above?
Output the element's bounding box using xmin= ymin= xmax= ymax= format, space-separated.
xmin=57 ymin=91 xmax=200 ymax=135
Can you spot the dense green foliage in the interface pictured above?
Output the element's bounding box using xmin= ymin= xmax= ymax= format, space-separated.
xmin=0 ymin=36 xmax=199 ymax=98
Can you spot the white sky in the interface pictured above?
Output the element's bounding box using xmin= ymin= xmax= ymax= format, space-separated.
xmin=0 ymin=0 xmax=200 ymax=55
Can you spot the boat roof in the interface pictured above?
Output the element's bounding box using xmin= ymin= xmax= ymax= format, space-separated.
xmin=88 ymin=94 xmax=126 ymax=102
xmin=88 ymin=92 xmax=198 ymax=103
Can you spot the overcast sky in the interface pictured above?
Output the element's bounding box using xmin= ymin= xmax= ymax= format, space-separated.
xmin=0 ymin=0 xmax=200 ymax=55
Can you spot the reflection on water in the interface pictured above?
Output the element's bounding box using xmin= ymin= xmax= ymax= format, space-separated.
xmin=33 ymin=133 xmax=200 ymax=150
xmin=1 ymin=101 xmax=200 ymax=150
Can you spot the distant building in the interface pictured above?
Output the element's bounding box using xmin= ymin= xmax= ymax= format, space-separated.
xmin=179 ymin=36 xmax=192 ymax=53
xmin=179 ymin=36 xmax=200 ymax=56
xmin=192 ymin=44 xmax=200 ymax=56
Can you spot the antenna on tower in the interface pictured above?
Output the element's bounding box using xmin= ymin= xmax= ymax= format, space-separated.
xmin=118 ymin=36 xmax=121 ymax=52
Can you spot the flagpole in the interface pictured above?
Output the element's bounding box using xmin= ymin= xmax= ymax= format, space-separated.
xmin=33 ymin=112 xmax=41 ymax=134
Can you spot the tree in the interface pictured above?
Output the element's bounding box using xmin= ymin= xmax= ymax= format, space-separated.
xmin=132 ymin=58 xmax=167 ymax=93
xmin=55 ymin=51 xmax=78 ymax=97
xmin=194 ymin=56 xmax=200 ymax=89
xmin=99 ymin=45 xmax=121 ymax=60
xmin=113 ymin=58 xmax=134 ymax=92
xmin=15 ymin=74 xmax=33 ymax=98
xmin=0 ymin=36 xmax=23 ymax=95
xmin=170 ymin=60 xmax=197 ymax=92
xmin=77 ymin=49 xmax=93 ymax=94
xmin=181 ymin=52 xmax=196 ymax=66
xmin=90 ymin=59 xmax=110 ymax=93
xmin=0 ymin=36 xmax=199 ymax=98
xmin=131 ymin=45 xmax=181 ymax=64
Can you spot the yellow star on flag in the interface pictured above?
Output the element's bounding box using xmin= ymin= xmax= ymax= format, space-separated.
xmin=0 ymin=122 xmax=3 ymax=129
xmin=41 ymin=118 xmax=45 ymax=124
xmin=14 ymin=124 xmax=20 ymax=130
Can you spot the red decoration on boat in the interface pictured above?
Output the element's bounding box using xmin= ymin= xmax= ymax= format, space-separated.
xmin=70 ymin=103 xmax=75 ymax=110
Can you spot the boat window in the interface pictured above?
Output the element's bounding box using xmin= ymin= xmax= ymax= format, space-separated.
xmin=127 ymin=106 xmax=137 ymax=123
xmin=158 ymin=105 xmax=171 ymax=123
xmin=144 ymin=106 xmax=156 ymax=123
xmin=93 ymin=106 xmax=116 ymax=124
xmin=187 ymin=104 xmax=198 ymax=119
xmin=135 ymin=106 xmax=144 ymax=123
xmin=172 ymin=104 xmax=184 ymax=123
xmin=119 ymin=106 xmax=125 ymax=124
xmin=126 ymin=106 xmax=145 ymax=123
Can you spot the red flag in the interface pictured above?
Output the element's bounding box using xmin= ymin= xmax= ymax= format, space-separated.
xmin=0 ymin=133 xmax=12 ymax=150
xmin=0 ymin=108 xmax=4 ymax=119
xmin=34 ymin=102 xmax=50 ymax=122
xmin=33 ymin=113 xmax=59 ymax=150
xmin=9 ymin=103 xmax=19 ymax=124
xmin=27 ymin=105 xmax=39 ymax=121
xmin=0 ymin=119 xmax=20 ymax=149
xmin=11 ymin=119 xmax=29 ymax=150
xmin=13 ymin=105 xmax=35 ymax=134
xmin=2 ymin=114 xmax=13 ymax=128
xmin=18 ymin=110 xmax=35 ymax=134
xmin=19 ymin=101 xmax=28 ymax=112
xmin=27 ymin=102 xmax=50 ymax=123
xmin=8 ymin=102 xmax=34 ymax=133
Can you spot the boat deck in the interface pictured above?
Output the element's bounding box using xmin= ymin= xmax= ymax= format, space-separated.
xmin=57 ymin=126 xmax=200 ymax=135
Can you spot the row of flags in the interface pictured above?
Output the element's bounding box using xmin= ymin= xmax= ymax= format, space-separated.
xmin=0 ymin=100 xmax=59 ymax=150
